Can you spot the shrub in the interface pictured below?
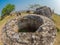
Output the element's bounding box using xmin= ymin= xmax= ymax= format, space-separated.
xmin=1 ymin=4 xmax=15 ymax=19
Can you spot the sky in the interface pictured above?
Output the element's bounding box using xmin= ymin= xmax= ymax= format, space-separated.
xmin=0 ymin=0 xmax=60 ymax=16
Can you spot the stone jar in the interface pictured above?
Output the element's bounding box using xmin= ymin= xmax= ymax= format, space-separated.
xmin=1 ymin=14 xmax=57 ymax=45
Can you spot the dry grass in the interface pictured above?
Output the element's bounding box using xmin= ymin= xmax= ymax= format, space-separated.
xmin=52 ymin=14 xmax=60 ymax=29
xmin=52 ymin=14 xmax=60 ymax=45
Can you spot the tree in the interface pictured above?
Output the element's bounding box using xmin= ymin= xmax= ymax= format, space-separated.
xmin=1 ymin=4 xmax=15 ymax=17
xmin=29 ymin=4 xmax=41 ymax=10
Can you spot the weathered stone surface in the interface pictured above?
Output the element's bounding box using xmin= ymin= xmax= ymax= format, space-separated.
xmin=10 ymin=12 xmax=21 ymax=16
xmin=33 ymin=6 xmax=53 ymax=19
xmin=1 ymin=14 xmax=57 ymax=45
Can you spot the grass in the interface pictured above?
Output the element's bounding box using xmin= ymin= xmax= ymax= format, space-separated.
xmin=52 ymin=14 xmax=60 ymax=29
xmin=52 ymin=14 xmax=60 ymax=45
xmin=0 ymin=13 xmax=60 ymax=45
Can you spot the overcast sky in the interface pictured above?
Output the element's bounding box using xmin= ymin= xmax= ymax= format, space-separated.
xmin=0 ymin=0 xmax=60 ymax=15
